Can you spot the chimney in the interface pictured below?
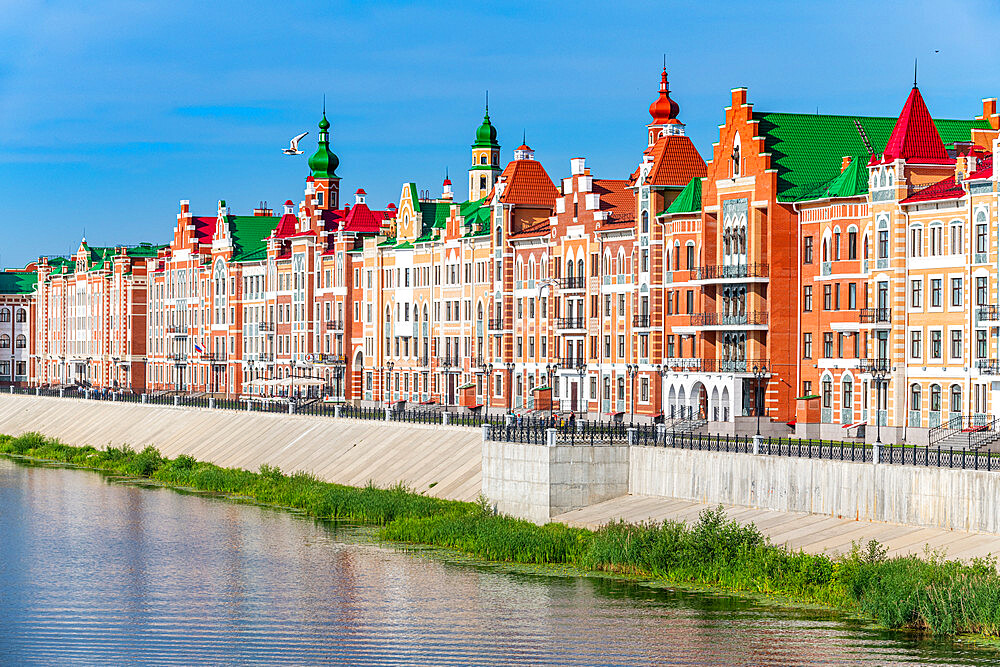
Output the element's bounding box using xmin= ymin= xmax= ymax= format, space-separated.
xmin=980 ymin=98 xmax=1000 ymax=130
xmin=840 ymin=156 xmax=852 ymax=173
xmin=570 ymin=157 xmax=586 ymax=176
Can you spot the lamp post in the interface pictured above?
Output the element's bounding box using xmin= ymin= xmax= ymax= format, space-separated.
xmin=751 ymin=363 xmax=771 ymax=436
xmin=626 ymin=363 xmax=639 ymax=424
xmin=867 ymin=359 xmax=891 ymax=444
xmin=505 ymin=361 xmax=515 ymax=412
xmin=576 ymin=359 xmax=587 ymax=418
xmin=440 ymin=358 xmax=452 ymax=410
xmin=545 ymin=362 xmax=559 ymax=422
xmin=384 ymin=360 xmax=394 ymax=407
xmin=247 ymin=359 xmax=255 ymax=399
xmin=483 ymin=362 xmax=494 ymax=417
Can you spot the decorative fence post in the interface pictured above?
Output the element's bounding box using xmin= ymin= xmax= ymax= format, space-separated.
xmin=482 ymin=423 xmax=491 ymax=443
xmin=141 ymin=393 xmax=147 ymax=404
xmin=753 ymin=434 xmax=762 ymax=455
xmin=334 ymin=404 xmax=342 ymax=419
xmin=442 ymin=411 xmax=450 ymax=426
xmin=288 ymin=400 xmax=295 ymax=415
xmin=208 ymin=397 xmax=215 ymax=410
xmin=627 ymin=427 xmax=637 ymax=447
xmin=35 ymin=387 xmax=40 ymax=396
xmin=174 ymin=396 xmax=180 ymax=407
xmin=59 ymin=388 xmax=65 ymax=398
xmin=546 ymin=427 xmax=557 ymax=447
xmin=384 ymin=406 xmax=391 ymax=421
xmin=873 ymin=441 xmax=881 ymax=465
xmin=656 ymin=423 xmax=666 ymax=445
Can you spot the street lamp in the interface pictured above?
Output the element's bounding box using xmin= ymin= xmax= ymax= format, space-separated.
xmin=384 ymin=360 xmax=394 ymax=407
xmin=545 ymin=362 xmax=559 ymax=422
xmin=751 ymin=363 xmax=771 ymax=436
xmin=440 ymin=358 xmax=452 ymax=410
xmin=247 ymin=359 xmax=255 ymax=399
xmin=505 ymin=361 xmax=515 ymax=412
xmin=626 ymin=364 xmax=639 ymax=423
xmin=483 ymin=362 xmax=494 ymax=417
xmin=864 ymin=358 xmax=892 ymax=444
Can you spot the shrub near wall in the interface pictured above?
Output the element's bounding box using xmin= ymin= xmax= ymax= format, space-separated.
xmin=4 ymin=431 xmax=1000 ymax=638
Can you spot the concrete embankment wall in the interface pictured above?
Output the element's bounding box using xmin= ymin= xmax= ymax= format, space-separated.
xmin=0 ymin=394 xmax=482 ymax=502
xmin=630 ymin=445 xmax=1000 ymax=534
xmin=482 ymin=440 xmax=629 ymax=523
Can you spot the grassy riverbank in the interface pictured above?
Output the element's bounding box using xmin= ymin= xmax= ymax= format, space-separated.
xmin=4 ymin=431 xmax=1000 ymax=638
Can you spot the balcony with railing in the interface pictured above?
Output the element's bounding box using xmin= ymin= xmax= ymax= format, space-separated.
xmin=416 ymin=355 xmax=430 ymax=368
xmin=559 ymin=357 xmax=586 ymax=370
xmin=977 ymin=359 xmax=1000 ymax=375
xmin=437 ymin=356 xmax=461 ymax=368
xmin=257 ymin=353 xmax=274 ymax=362
xmin=487 ymin=318 xmax=506 ymax=331
xmin=632 ymin=314 xmax=651 ymax=328
xmin=258 ymin=322 xmax=275 ymax=332
xmin=977 ymin=305 xmax=1000 ymax=321
xmin=167 ymin=353 xmax=187 ymax=363
xmin=325 ymin=319 xmax=345 ymax=331
xmin=689 ymin=263 xmax=769 ymax=282
xmin=689 ymin=311 xmax=768 ymax=328
xmin=556 ymin=317 xmax=587 ymax=330
xmin=201 ymin=353 xmax=227 ymax=364
xmin=858 ymin=357 xmax=892 ymax=374
xmin=166 ymin=325 xmax=187 ymax=337
xmin=316 ymin=354 xmax=346 ymax=365
xmin=859 ymin=308 xmax=891 ymax=324
xmin=558 ymin=276 xmax=585 ymax=290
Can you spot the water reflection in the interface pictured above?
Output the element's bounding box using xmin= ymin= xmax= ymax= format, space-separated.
xmin=0 ymin=458 xmax=997 ymax=666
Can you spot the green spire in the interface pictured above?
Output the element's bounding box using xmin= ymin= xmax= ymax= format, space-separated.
xmin=473 ymin=91 xmax=499 ymax=148
xmin=309 ymin=109 xmax=339 ymax=178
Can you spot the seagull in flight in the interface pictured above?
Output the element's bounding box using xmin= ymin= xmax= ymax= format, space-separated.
xmin=283 ymin=132 xmax=308 ymax=155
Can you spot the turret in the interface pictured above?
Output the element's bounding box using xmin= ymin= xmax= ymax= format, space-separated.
xmin=469 ymin=94 xmax=501 ymax=201
xmin=309 ymin=109 xmax=342 ymax=210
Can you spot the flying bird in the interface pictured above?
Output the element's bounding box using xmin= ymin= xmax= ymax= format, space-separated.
xmin=283 ymin=132 xmax=308 ymax=155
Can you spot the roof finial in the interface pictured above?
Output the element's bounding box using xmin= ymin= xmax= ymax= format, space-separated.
xmin=485 ymin=90 xmax=489 ymax=114
xmin=445 ymin=167 xmax=449 ymax=180
xmin=663 ymin=53 xmax=666 ymax=71
xmin=522 ymin=128 xmax=526 ymax=145
xmin=323 ymin=93 xmax=326 ymax=114
xmin=913 ymin=58 xmax=918 ymax=88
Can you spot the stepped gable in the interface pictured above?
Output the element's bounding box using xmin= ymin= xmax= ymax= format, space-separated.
xmin=193 ymin=216 xmax=217 ymax=244
xmin=643 ymin=135 xmax=707 ymax=187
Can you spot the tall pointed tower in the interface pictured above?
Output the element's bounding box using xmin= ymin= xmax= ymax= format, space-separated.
xmin=469 ymin=97 xmax=501 ymax=201
xmin=309 ymin=110 xmax=341 ymax=210
xmin=647 ymin=67 xmax=684 ymax=146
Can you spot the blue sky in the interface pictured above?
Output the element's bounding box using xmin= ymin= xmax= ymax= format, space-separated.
xmin=2 ymin=0 xmax=998 ymax=268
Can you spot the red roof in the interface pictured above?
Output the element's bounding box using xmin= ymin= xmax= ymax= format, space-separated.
xmin=901 ymin=175 xmax=964 ymax=204
xmin=966 ymin=154 xmax=993 ymax=180
xmin=274 ymin=212 xmax=298 ymax=237
xmin=508 ymin=220 xmax=551 ymax=239
xmin=593 ymin=179 xmax=635 ymax=224
xmin=498 ymin=159 xmax=558 ymax=208
xmin=649 ymin=68 xmax=681 ymax=125
xmin=193 ymin=216 xmax=217 ymax=244
xmin=341 ymin=202 xmax=386 ymax=234
xmin=643 ymin=134 xmax=707 ymax=187
xmin=879 ymin=87 xmax=951 ymax=165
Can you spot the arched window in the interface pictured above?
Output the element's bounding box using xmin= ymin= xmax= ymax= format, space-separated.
xmin=617 ymin=376 xmax=625 ymax=400
xmin=0 ymin=334 xmax=8 ymax=348
xmin=877 ymin=218 xmax=889 ymax=259
xmin=930 ymin=384 xmax=942 ymax=412
xmin=950 ymin=384 xmax=962 ymax=414
xmin=577 ymin=259 xmax=584 ymax=279
xmin=480 ymin=155 xmax=487 ymax=165
xmin=641 ymin=210 xmax=649 ymax=234
xmin=14 ymin=335 xmax=25 ymax=349
xmin=0 ymin=309 xmax=8 ymax=323
xmin=566 ymin=259 xmax=573 ymax=278
xmin=910 ymin=383 xmax=921 ymax=411
xmin=15 ymin=308 xmax=26 ymax=323
xmin=821 ymin=375 xmax=833 ymax=409
xmin=495 ymin=225 xmax=501 ymax=245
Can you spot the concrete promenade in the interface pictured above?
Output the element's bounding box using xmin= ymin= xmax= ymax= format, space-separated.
xmin=0 ymin=394 xmax=483 ymax=501
xmin=554 ymin=495 xmax=1000 ymax=562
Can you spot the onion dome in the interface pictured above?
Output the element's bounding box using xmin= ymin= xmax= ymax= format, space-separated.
xmin=649 ymin=68 xmax=680 ymax=125
xmin=309 ymin=112 xmax=340 ymax=178
xmin=473 ymin=110 xmax=499 ymax=148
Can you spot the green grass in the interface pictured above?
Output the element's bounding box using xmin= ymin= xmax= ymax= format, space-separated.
xmin=4 ymin=431 xmax=1000 ymax=639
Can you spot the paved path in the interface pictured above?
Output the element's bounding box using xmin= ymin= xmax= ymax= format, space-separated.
xmin=553 ymin=494 xmax=1000 ymax=563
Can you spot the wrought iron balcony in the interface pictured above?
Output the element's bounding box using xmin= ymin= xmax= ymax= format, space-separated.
xmin=437 ymin=356 xmax=460 ymax=368
xmin=858 ymin=357 xmax=892 ymax=375
xmin=859 ymin=308 xmax=891 ymax=324
xmin=689 ymin=311 xmax=768 ymax=327
xmin=977 ymin=359 xmax=1000 ymax=375
xmin=632 ymin=314 xmax=651 ymax=328
xmin=325 ymin=319 xmax=345 ymax=331
xmin=556 ymin=317 xmax=587 ymax=329
xmin=977 ymin=305 xmax=1000 ymax=321
xmin=487 ymin=318 xmax=505 ymax=330
xmin=689 ymin=263 xmax=769 ymax=281
xmin=559 ymin=357 xmax=586 ymax=370
xmin=258 ymin=322 xmax=275 ymax=332
xmin=558 ymin=276 xmax=585 ymax=290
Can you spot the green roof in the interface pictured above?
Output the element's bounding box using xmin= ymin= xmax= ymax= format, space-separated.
xmin=753 ymin=111 xmax=989 ymax=202
xmin=0 ymin=272 xmax=37 ymax=294
xmin=796 ymin=154 xmax=869 ymax=202
xmin=123 ymin=243 xmax=165 ymax=258
xmin=663 ymin=178 xmax=702 ymax=215
xmin=420 ymin=201 xmax=451 ymax=229
xmin=229 ymin=216 xmax=279 ymax=262
xmin=473 ymin=110 xmax=499 ymax=148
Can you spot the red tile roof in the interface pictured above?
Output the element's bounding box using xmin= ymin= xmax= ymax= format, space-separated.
xmin=341 ymin=202 xmax=387 ymax=234
xmin=273 ymin=212 xmax=299 ymax=237
xmin=966 ymin=154 xmax=993 ymax=180
xmin=901 ymin=175 xmax=964 ymax=204
xmin=498 ymin=159 xmax=559 ymax=208
xmin=508 ymin=220 xmax=551 ymax=239
xmin=878 ymin=87 xmax=951 ymax=165
xmin=593 ymin=179 xmax=635 ymax=224
xmin=643 ymin=134 xmax=707 ymax=187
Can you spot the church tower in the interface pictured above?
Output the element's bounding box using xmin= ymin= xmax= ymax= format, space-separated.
xmin=469 ymin=97 xmax=501 ymax=201
xmin=309 ymin=110 xmax=341 ymax=210
xmin=647 ymin=67 xmax=684 ymax=146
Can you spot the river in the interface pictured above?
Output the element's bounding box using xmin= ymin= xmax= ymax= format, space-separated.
xmin=0 ymin=457 xmax=997 ymax=666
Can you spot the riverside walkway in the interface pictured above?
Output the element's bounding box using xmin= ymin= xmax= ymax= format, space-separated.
xmin=554 ymin=495 xmax=1000 ymax=563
